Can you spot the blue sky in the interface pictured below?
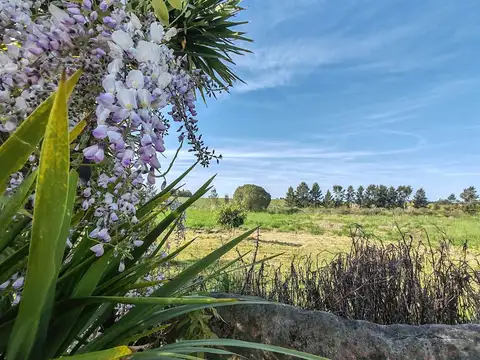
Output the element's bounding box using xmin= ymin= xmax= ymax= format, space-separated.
xmin=163 ymin=0 xmax=480 ymax=200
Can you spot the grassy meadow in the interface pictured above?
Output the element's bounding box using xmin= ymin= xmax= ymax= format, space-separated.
xmin=172 ymin=198 xmax=480 ymax=266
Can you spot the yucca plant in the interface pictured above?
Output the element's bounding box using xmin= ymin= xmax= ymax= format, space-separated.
xmin=131 ymin=0 xmax=252 ymax=92
xmin=0 ymin=74 xmax=326 ymax=360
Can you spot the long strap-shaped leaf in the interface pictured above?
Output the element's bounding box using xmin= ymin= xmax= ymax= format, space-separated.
xmin=148 ymin=339 xmax=330 ymax=360
xmin=55 ymin=346 xmax=132 ymax=359
xmin=0 ymin=69 xmax=82 ymax=188
xmin=136 ymin=162 xmax=197 ymax=219
xmin=6 ymin=73 xmax=71 ymax=360
xmin=66 ymin=296 xmax=237 ymax=306
xmin=83 ymin=228 xmax=257 ymax=350
xmin=0 ymin=170 xmax=37 ymax=252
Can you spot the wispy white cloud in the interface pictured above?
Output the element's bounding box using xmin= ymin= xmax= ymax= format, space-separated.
xmin=234 ymin=24 xmax=418 ymax=92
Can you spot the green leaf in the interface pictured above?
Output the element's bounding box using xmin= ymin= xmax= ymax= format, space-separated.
xmin=136 ymin=162 xmax=197 ymax=219
xmin=129 ymin=175 xmax=215 ymax=264
xmin=153 ymin=339 xmax=330 ymax=360
xmin=167 ymin=0 xmax=183 ymax=10
xmin=55 ymin=346 xmax=132 ymax=359
xmin=85 ymin=228 xmax=257 ymax=349
xmin=121 ymin=324 xmax=170 ymax=345
xmin=0 ymin=69 xmax=82 ymax=188
xmin=0 ymin=244 xmax=28 ymax=284
xmin=0 ymin=217 xmax=30 ymax=258
xmin=132 ymin=347 xmax=238 ymax=359
xmin=134 ymin=353 xmax=202 ymax=360
xmin=117 ymin=301 xmax=270 ymax=345
xmin=6 ymin=72 xmax=71 ymax=360
xmin=0 ymin=170 xmax=37 ymax=252
xmin=69 ymin=115 xmax=89 ymax=144
xmin=68 ymin=296 xmax=237 ymax=306
xmin=47 ymin=250 xmax=112 ymax=358
xmin=152 ymin=0 xmax=169 ymax=25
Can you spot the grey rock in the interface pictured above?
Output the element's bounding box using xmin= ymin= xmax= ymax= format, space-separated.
xmin=210 ymin=294 xmax=480 ymax=360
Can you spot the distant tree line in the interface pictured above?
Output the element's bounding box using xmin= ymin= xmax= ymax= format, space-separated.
xmin=285 ymin=183 xmax=480 ymax=210
xmin=285 ymin=183 xmax=429 ymax=208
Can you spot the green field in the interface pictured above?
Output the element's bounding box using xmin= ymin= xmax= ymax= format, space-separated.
xmin=173 ymin=198 xmax=480 ymax=266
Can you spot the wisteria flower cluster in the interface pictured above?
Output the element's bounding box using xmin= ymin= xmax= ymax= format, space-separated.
xmin=0 ymin=0 xmax=200 ymax=262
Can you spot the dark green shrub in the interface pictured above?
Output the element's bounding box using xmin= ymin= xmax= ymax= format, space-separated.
xmin=233 ymin=184 xmax=271 ymax=211
xmin=217 ymin=204 xmax=247 ymax=228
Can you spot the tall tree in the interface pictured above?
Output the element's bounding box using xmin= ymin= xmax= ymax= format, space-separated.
xmin=332 ymin=185 xmax=345 ymax=207
xmin=364 ymin=184 xmax=378 ymax=208
xmin=346 ymin=186 xmax=355 ymax=206
xmin=356 ymin=185 xmax=364 ymax=207
xmin=309 ymin=183 xmax=323 ymax=207
xmin=285 ymin=186 xmax=297 ymax=207
xmin=396 ymin=185 xmax=413 ymax=208
xmin=386 ymin=186 xmax=398 ymax=208
xmin=460 ymin=186 xmax=478 ymax=204
xmin=376 ymin=185 xmax=389 ymax=208
xmin=295 ymin=182 xmax=310 ymax=208
xmin=413 ymin=188 xmax=428 ymax=208
xmin=447 ymin=193 xmax=457 ymax=204
xmin=323 ymin=189 xmax=334 ymax=208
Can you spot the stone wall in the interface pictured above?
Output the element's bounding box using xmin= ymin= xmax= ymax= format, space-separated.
xmin=210 ymin=297 xmax=480 ymax=360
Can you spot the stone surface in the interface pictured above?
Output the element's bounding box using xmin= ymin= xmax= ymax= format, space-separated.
xmin=210 ymin=294 xmax=480 ymax=360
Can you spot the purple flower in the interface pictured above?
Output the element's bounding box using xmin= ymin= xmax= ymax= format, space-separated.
xmin=28 ymin=45 xmax=44 ymax=55
xmin=90 ymin=11 xmax=98 ymax=21
xmin=139 ymin=146 xmax=155 ymax=162
xmin=104 ymin=192 xmax=114 ymax=204
xmin=107 ymin=129 xmax=122 ymax=142
xmin=154 ymin=138 xmax=165 ymax=152
xmin=122 ymin=149 xmax=134 ymax=167
xmin=83 ymin=187 xmax=92 ymax=197
xmin=95 ymin=48 xmax=107 ymax=58
xmin=140 ymin=134 xmax=153 ymax=147
xmin=83 ymin=145 xmax=105 ymax=163
xmin=133 ymin=240 xmax=144 ymax=247
xmin=150 ymin=155 xmax=161 ymax=169
xmin=12 ymin=277 xmax=24 ymax=289
xmin=93 ymin=125 xmax=108 ymax=139
xmin=97 ymin=93 xmax=115 ymax=107
xmin=73 ymin=15 xmax=86 ymax=24
xmin=0 ymin=280 xmax=10 ymax=290
xmin=67 ymin=7 xmax=81 ymax=15
xmin=147 ymin=171 xmax=156 ymax=185
xmin=90 ymin=243 xmax=104 ymax=257
xmin=96 ymin=105 xmax=111 ymax=122
xmin=111 ymin=212 xmax=119 ymax=221
xmin=83 ymin=0 xmax=92 ymax=10
xmin=99 ymin=1 xmax=110 ymax=11
xmin=114 ymin=138 xmax=126 ymax=151
xmin=98 ymin=228 xmax=111 ymax=242
xmin=12 ymin=295 xmax=21 ymax=305
xmin=103 ymin=16 xmax=117 ymax=28
xmin=89 ymin=228 xmax=100 ymax=238
xmin=50 ymin=40 xmax=60 ymax=50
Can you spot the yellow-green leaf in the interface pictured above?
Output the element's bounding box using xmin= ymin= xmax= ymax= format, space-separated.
xmin=56 ymin=346 xmax=132 ymax=359
xmin=152 ymin=0 xmax=169 ymax=25
xmin=69 ymin=118 xmax=87 ymax=144
xmin=167 ymin=0 xmax=183 ymax=10
xmin=6 ymin=72 xmax=71 ymax=360
xmin=0 ymin=69 xmax=82 ymax=188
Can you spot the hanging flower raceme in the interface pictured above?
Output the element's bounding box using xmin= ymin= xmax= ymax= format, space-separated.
xmin=0 ymin=0 xmax=203 ymax=259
